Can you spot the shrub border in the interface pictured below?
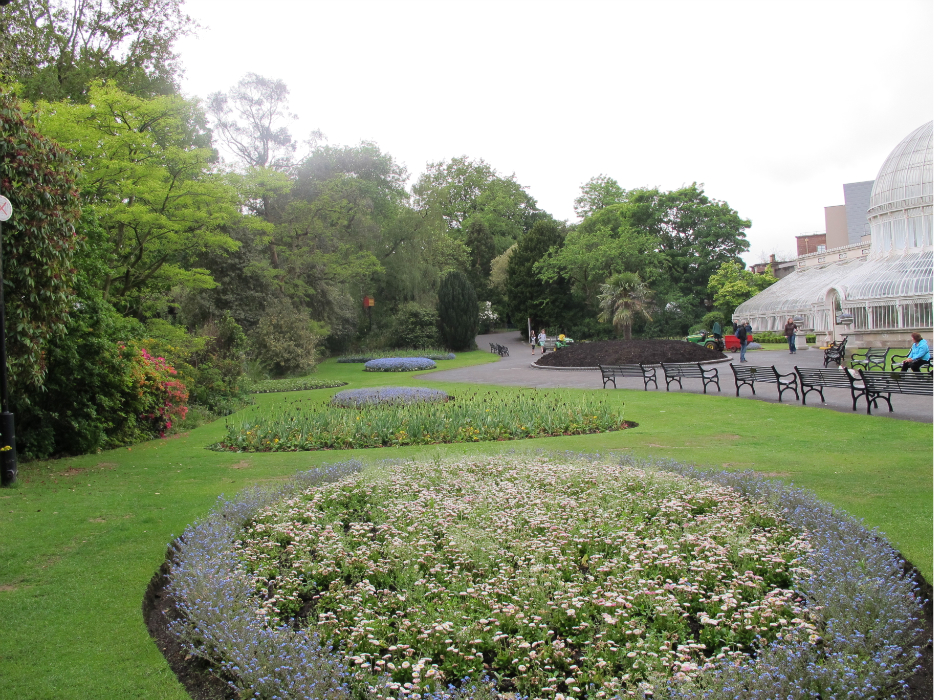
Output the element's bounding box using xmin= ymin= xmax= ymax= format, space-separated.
xmin=162 ymin=454 xmax=927 ymax=699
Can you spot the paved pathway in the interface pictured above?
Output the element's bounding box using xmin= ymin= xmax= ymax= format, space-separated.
xmin=426 ymin=332 xmax=933 ymax=423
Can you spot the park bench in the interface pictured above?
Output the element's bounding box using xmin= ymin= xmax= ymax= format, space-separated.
xmin=599 ymin=364 xmax=658 ymax=391
xmin=490 ymin=342 xmax=498 ymax=353
xmin=849 ymin=347 xmax=890 ymax=372
xmin=794 ymin=366 xmax=866 ymax=410
xmin=730 ymin=364 xmax=799 ymax=402
xmin=661 ymin=363 xmax=720 ymax=394
xmin=890 ymin=352 xmax=932 ymax=372
xmin=857 ymin=369 xmax=934 ymax=415
xmin=494 ymin=343 xmax=510 ymax=357
xmin=541 ymin=337 xmax=557 ymax=351
xmin=823 ymin=336 xmax=848 ymax=368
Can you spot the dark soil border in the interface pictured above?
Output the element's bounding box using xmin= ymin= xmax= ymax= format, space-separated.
xmin=530 ymin=356 xmax=732 ymax=371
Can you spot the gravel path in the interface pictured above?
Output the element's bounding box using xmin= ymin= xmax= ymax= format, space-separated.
xmin=423 ymin=332 xmax=933 ymax=423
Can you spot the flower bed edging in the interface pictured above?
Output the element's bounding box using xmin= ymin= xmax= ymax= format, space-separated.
xmin=165 ymin=454 xmax=926 ymax=700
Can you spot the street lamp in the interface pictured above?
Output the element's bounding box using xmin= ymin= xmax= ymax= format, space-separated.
xmin=0 ymin=194 xmax=17 ymax=486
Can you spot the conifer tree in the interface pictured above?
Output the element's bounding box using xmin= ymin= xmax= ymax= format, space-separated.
xmin=437 ymin=270 xmax=478 ymax=351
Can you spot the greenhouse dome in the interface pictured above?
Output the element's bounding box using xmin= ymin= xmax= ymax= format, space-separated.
xmin=735 ymin=121 xmax=933 ymax=347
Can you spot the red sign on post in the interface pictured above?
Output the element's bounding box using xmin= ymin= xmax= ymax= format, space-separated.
xmin=363 ymin=295 xmax=375 ymax=308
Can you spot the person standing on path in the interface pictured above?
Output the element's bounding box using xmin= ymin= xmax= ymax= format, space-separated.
xmin=900 ymin=332 xmax=930 ymax=372
xmin=530 ymin=328 xmax=537 ymax=355
xmin=784 ymin=317 xmax=798 ymax=354
xmin=736 ymin=321 xmax=749 ymax=362
xmin=537 ymin=329 xmax=547 ymax=354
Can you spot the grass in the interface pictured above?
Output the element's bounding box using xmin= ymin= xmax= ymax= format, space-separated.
xmin=0 ymin=347 xmax=929 ymax=699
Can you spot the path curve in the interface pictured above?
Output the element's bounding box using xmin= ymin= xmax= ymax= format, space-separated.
xmin=423 ymin=332 xmax=932 ymax=423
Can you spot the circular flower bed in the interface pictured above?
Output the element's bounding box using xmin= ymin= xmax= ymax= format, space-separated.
xmin=364 ymin=357 xmax=437 ymax=372
xmin=166 ymin=455 xmax=925 ymax=700
xmin=330 ymin=387 xmax=450 ymax=408
xmin=338 ymin=352 xmax=455 ymax=363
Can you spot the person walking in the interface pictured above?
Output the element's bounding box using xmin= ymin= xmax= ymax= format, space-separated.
xmin=736 ymin=321 xmax=749 ymax=362
xmin=537 ymin=329 xmax=547 ymax=355
xmin=784 ymin=317 xmax=798 ymax=354
xmin=530 ymin=328 xmax=537 ymax=355
xmin=900 ymin=332 xmax=930 ymax=372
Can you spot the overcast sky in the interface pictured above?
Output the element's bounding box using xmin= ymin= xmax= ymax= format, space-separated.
xmin=175 ymin=0 xmax=933 ymax=263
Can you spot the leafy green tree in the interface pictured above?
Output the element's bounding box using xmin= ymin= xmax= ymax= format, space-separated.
xmin=464 ymin=218 xmax=496 ymax=291
xmin=412 ymin=156 xmax=539 ymax=249
xmin=573 ymin=174 xmax=626 ymax=219
xmin=536 ymin=204 xmax=668 ymax=310
xmin=597 ymin=272 xmax=654 ymax=340
xmin=0 ymin=0 xmax=194 ymax=101
xmin=505 ymin=219 xmax=576 ymax=329
xmin=625 ymin=184 xmax=751 ymax=301
xmin=249 ymin=299 xmax=323 ymax=377
xmin=707 ymin=261 xmax=777 ymax=318
xmin=437 ymin=270 xmax=478 ymax=351
xmin=34 ymin=83 xmax=239 ymax=315
xmin=390 ymin=303 xmax=440 ymax=349
xmin=0 ymin=89 xmax=82 ymax=388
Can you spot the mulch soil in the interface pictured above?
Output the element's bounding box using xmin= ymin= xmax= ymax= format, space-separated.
xmin=535 ymin=339 xmax=727 ymax=367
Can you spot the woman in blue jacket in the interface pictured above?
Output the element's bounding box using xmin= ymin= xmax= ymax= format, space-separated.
xmin=900 ymin=332 xmax=930 ymax=372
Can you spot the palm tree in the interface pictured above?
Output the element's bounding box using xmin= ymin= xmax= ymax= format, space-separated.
xmin=597 ymin=272 xmax=653 ymax=340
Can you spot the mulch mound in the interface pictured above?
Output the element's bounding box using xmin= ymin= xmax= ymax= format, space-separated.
xmin=536 ymin=339 xmax=726 ymax=367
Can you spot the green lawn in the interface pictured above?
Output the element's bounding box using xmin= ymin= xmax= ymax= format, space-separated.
xmin=0 ymin=349 xmax=930 ymax=699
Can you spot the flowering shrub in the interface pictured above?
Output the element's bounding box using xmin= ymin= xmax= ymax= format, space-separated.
xmin=364 ymin=357 xmax=437 ymax=372
xmin=330 ymin=387 xmax=449 ymax=408
xmin=125 ymin=344 xmax=189 ymax=437
xmin=211 ymin=389 xmax=625 ymax=451
xmin=167 ymin=454 xmax=925 ymax=700
xmin=250 ymin=378 xmax=348 ymax=394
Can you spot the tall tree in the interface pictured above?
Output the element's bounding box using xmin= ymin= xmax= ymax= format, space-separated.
xmin=505 ymin=219 xmax=575 ymax=329
xmin=0 ymin=0 xmax=194 ymax=101
xmin=707 ymin=261 xmax=777 ymax=318
xmin=34 ymin=84 xmax=239 ymax=315
xmin=412 ymin=156 xmax=539 ymax=249
xmin=207 ymin=74 xmax=317 ymax=172
xmin=573 ymin=174 xmax=626 ymax=220
xmin=0 ymin=89 xmax=82 ymax=388
xmin=536 ymin=203 xmax=668 ymax=310
xmin=437 ymin=270 xmax=478 ymax=351
xmin=464 ymin=218 xmax=495 ymax=292
xmin=625 ymin=184 xmax=751 ymax=301
xmin=597 ymin=272 xmax=653 ymax=340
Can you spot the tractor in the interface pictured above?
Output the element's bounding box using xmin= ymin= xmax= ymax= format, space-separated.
xmin=685 ymin=330 xmax=751 ymax=352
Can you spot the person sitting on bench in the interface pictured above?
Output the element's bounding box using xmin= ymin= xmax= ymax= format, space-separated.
xmin=900 ymin=332 xmax=930 ymax=372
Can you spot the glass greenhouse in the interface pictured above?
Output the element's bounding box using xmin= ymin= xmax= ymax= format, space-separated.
xmin=735 ymin=121 xmax=933 ymax=346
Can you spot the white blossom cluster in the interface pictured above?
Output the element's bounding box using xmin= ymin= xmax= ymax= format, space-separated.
xmin=234 ymin=455 xmax=815 ymax=698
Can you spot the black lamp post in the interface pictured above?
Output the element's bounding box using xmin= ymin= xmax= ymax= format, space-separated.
xmin=0 ymin=195 xmax=17 ymax=486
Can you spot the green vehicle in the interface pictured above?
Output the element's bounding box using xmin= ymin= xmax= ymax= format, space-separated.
xmin=685 ymin=330 xmax=725 ymax=352
xmin=685 ymin=330 xmax=749 ymax=352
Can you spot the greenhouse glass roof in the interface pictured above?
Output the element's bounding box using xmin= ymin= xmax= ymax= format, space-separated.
xmin=734 ymin=251 xmax=933 ymax=317
xmin=868 ymin=121 xmax=933 ymax=219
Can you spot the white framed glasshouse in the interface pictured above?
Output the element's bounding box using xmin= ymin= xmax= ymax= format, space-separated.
xmin=735 ymin=121 xmax=933 ymax=348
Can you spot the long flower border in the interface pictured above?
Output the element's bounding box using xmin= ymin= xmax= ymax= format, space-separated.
xmin=165 ymin=454 xmax=925 ymax=700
